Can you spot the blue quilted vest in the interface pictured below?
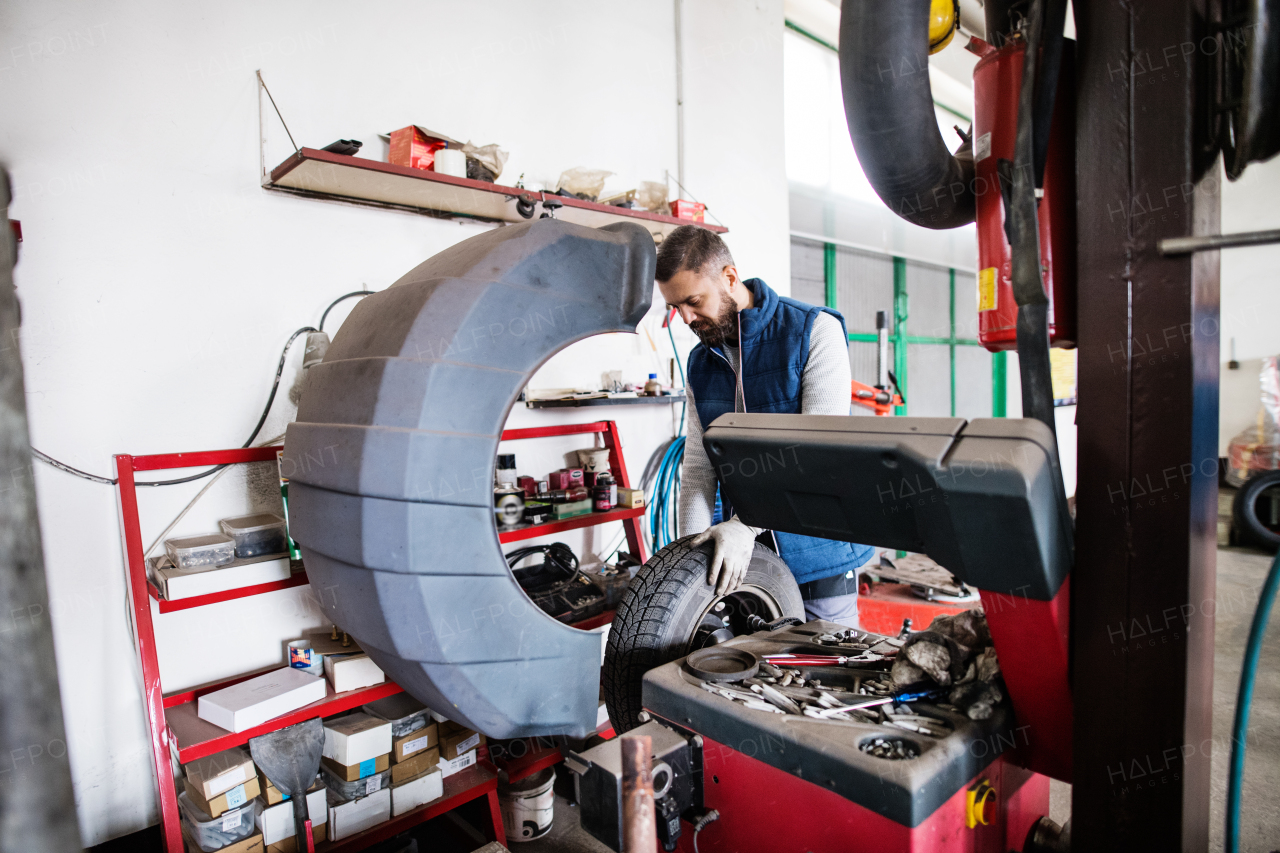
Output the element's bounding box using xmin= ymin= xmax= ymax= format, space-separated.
xmin=687 ymin=278 xmax=875 ymax=585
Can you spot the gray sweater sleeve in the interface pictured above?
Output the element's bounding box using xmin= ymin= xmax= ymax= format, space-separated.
xmin=800 ymin=312 xmax=853 ymax=417
xmin=677 ymin=312 xmax=849 ymax=536
xmin=677 ymin=385 xmax=716 ymax=537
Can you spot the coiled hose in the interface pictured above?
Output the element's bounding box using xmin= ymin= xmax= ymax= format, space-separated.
xmin=642 ymin=322 xmax=688 ymax=551
xmin=645 ymin=436 xmax=685 ymax=550
xmin=1226 ymin=549 xmax=1280 ymax=852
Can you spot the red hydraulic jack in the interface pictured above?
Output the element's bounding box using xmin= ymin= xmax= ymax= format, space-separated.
xmin=851 ymin=310 xmax=904 ymax=417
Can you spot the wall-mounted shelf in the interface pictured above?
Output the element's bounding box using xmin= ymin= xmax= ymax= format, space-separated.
xmin=146 ymin=569 xmax=310 ymax=614
xmin=525 ymin=394 xmax=686 ymax=409
xmin=497 ymin=506 xmax=645 ymax=544
xmin=267 ymin=148 xmax=727 ymax=238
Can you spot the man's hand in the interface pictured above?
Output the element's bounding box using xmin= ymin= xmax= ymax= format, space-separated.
xmin=689 ymin=517 xmax=756 ymax=595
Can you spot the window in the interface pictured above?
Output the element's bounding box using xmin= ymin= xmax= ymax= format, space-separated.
xmin=784 ymin=25 xmax=1005 ymax=417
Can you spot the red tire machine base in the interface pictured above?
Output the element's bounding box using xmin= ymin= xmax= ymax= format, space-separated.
xmin=628 ymin=620 xmax=1053 ymax=853
xmin=671 ymin=732 xmax=1048 ymax=853
xmin=857 ymin=580 xmax=980 ymax=637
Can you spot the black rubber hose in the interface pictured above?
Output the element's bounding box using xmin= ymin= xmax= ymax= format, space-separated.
xmin=1004 ymin=0 xmax=1058 ymax=437
xmin=1031 ymin=0 xmax=1069 ymax=188
xmin=839 ymin=0 xmax=976 ymax=230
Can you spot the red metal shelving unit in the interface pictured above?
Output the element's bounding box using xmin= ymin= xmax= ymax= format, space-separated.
xmin=116 ymin=420 xmax=646 ymax=852
xmin=497 ymin=420 xmax=648 ymax=561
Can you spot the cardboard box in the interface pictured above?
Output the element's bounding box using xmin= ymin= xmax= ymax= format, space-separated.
xmin=264 ymin=822 xmax=325 ymax=853
xmin=440 ymin=727 xmax=484 ymax=761
xmin=439 ymin=748 xmax=478 ymax=779
xmin=670 ymin=199 xmax=706 ymax=222
xmin=320 ymin=752 xmax=389 ymax=782
xmin=324 ymin=652 xmax=385 ymax=693
xmin=152 ymin=555 xmax=293 ymax=601
xmin=390 ymin=746 xmax=439 ymax=786
xmin=388 ymin=125 xmax=455 ymax=172
xmin=184 ymin=747 xmax=256 ymax=800
xmin=183 ymin=775 xmax=260 ymax=819
xmin=323 ymin=713 xmax=392 ymax=766
xmin=197 ymin=669 xmax=326 ymax=733
xmin=258 ymin=772 xmax=322 ymax=806
xmin=553 ymin=499 xmax=592 ymax=520
xmin=256 ymin=788 xmax=327 ymax=846
xmin=617 ymin=488 xmax=645 ymax=509
xmin=182 ymin=826 xmax=263 ymax=853
xmin=392 ymin=769 xmax=443 ymax=817
xmin=326 ymin=787 xmax=391 ymax=841
xmin=393 ymin=723 xmax=438 ymax=763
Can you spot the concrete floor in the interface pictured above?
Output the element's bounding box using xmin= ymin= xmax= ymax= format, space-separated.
xmin=516 ymin=547 xmax=1280 ymax=853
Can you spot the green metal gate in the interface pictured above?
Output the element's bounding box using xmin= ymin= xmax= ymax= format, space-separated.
xmin=790 ymin=238 xmax=1008 ymax=418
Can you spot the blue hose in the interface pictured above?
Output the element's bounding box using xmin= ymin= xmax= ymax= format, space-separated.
xmin=648 ymin=436 xmax=685 ymax=549
xmin=1226 ymin=549 xmax=1280 ymax=852
xmin=642 ymin=322 xmax=689 ymax=551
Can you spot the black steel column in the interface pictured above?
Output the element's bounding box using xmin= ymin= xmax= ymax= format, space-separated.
xmin=1073 ymin=0 xmax=1220 ymax=850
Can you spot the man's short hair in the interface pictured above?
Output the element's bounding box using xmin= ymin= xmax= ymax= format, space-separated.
xmin=655 ymin=225 xmax=734 ymax=282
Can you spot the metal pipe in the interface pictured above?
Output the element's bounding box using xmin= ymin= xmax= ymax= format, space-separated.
xmin=621 ymin=734 xmax=656 ymax=853
xmin=0 ymin=171 xmax=83 ymax=850
xmin=1158 ymin=228 xmax=1280 ymax=255
xmin=876 ymin=310 xmax=890 ymax=388
xmin=674 ymin=0 xmax=685 ymax=192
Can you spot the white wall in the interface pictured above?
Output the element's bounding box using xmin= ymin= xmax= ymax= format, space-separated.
xmin=1219 ymin=157 xmax=1280 ymax=454
xmin=0 ymin=1 xmax=788 ymax=843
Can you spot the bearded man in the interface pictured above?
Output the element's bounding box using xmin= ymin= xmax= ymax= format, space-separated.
xmin=656 ymin=225 xmax=875 ymax=627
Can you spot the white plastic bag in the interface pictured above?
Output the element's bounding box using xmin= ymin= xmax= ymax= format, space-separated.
xmin=555 ymin=167 xmax=614 ymax=202
xmin=460 ymin=142 xmax=508 ymax=181
xmin=636 ymin=180 xmax=669 ymax=213
xmin=1227 ymin=355 xmax=1280 ymax=486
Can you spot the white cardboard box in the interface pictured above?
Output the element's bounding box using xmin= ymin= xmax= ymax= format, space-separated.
xmin=324 ymin=653 xmax=385 ymax=693
xmin=391 ymin=769 xmax=443 ymax=817
xmin=326 ymin=787 xmax=391 ymax=841
xmin=197 ymin=668 xmax=326 ymax=733
xmin=184 ymin=746 xmax=256 ymax=800
xmin=256 ymin=787 xmax=327 ymax=845
xmin=439 ymin=749 xmax=477 ymax=779
xmin=151 ymin=555 xmax=293 ymax=601
xmin=322 ymin=713 xmax=392 ymax=766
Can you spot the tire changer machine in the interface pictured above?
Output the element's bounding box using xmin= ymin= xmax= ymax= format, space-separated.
xmin=568 ymin=0 xmax=1078 ymax=849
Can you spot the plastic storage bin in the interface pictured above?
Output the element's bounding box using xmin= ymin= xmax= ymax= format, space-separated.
xmin=320 ymin=765 xmax=392 ymax=801
xmin=178 ymin=791 xmax=256 ymax=852
xmin=219 ymin=513 xmax=287 ymax=559
xmin=362 ymin=693 xmax=430 ymax=738
xmin=165 ymin=534 xmax=235 ymax=570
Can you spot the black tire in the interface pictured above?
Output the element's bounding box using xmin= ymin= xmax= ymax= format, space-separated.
xmin=602 ymin=536 xmax=804 ymax=733
xmin=1234 ymin=471 xmax=1280 ymax=551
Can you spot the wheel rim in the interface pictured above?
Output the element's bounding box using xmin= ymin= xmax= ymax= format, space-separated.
xmin=687 ymin=584 xmax=784 ymax=652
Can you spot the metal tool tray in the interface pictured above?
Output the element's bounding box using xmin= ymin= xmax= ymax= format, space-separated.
xmin=641 ymin=620 xmax=1019 ymax=828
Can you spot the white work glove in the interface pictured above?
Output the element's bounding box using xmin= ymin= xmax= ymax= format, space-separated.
xmin=690 ymin=517 xmax=756 ymax=596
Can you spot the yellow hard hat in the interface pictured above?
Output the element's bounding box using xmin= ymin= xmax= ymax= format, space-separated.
xmin=929 ymin=0 xmax=960 ymax=54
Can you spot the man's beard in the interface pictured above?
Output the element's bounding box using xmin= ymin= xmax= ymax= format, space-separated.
xmin=689 ymin=291 xmax=738 ymax=348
